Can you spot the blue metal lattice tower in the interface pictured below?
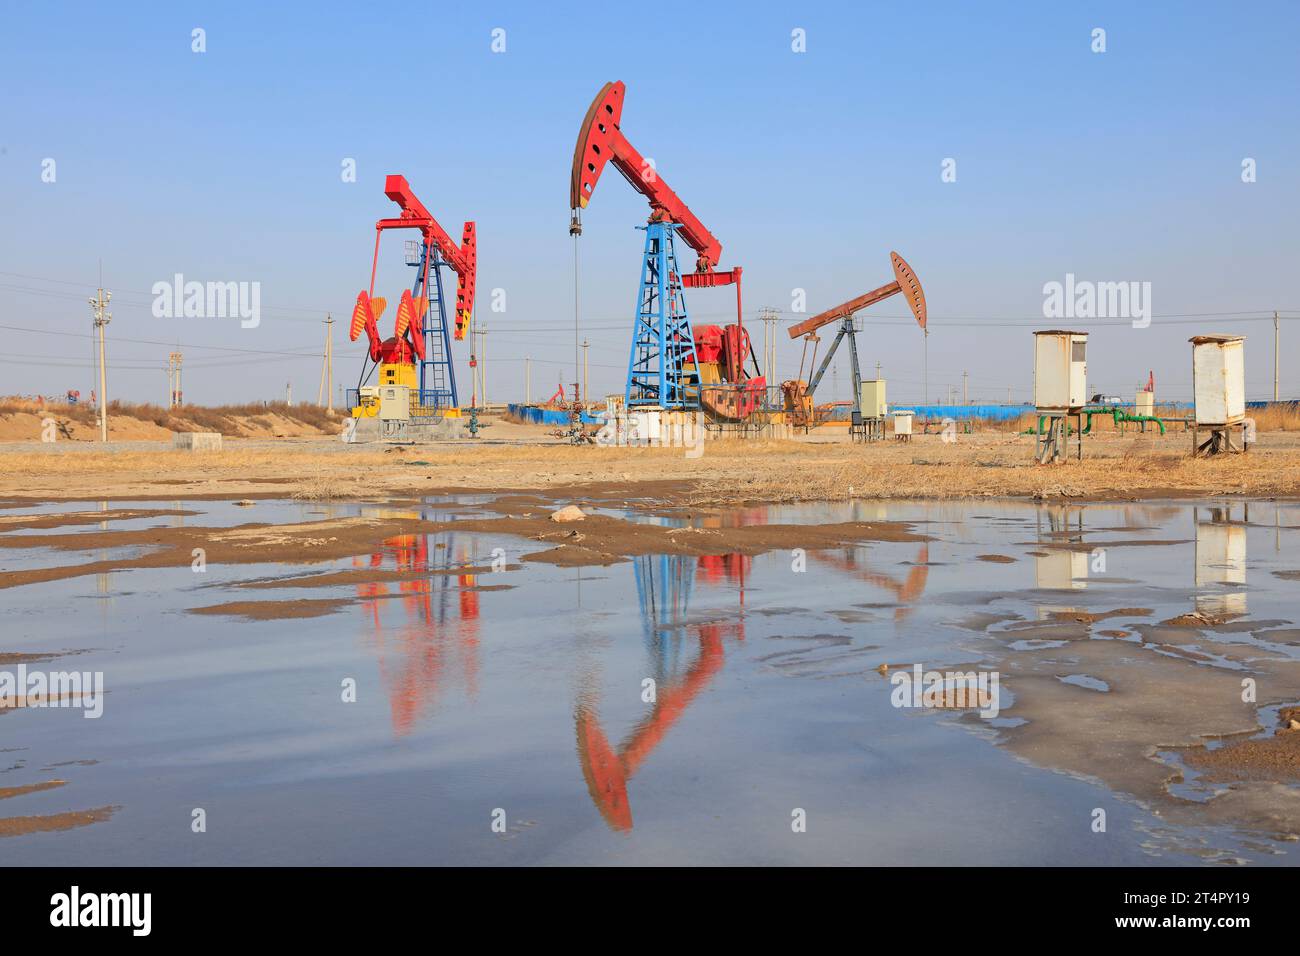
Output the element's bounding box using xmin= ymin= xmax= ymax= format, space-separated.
xmin=407 ymin=240 xmax=458 ymax=411
xmin=625 ymin=222 xmax=700 ymax=409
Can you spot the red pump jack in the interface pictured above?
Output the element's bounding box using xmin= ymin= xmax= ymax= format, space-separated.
xmin=570 ymin=81 xmax=764 ymax=419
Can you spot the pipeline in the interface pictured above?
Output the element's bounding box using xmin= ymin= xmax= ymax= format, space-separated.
xmin=1033 ymin=415 xmax=1076 ymax=436
xmin=1031 ymin=407 xmax=1166 ymax=437
xmin=1080 ymin=406 xmax=1166 ymax=436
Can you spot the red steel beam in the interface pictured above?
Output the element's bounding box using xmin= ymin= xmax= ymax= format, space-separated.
xmin=788 ymin=251 xmax=927 ymax=339
xmin=571 ymin=81 xmax=726 ymax=275
xmin=372 ymin=174 xmax=477 ymax=338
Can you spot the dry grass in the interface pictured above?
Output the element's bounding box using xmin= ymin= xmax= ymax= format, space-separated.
xmin=973 ymin=403 xmax=1300 ymax=435
xmin=0 ymin=398 xmax=99 ymax=426
xmin=2 ymin=430 xmax=1299 ymax=505
xmin=0 ymin=397 xmax=338 ymax=437
xmin=1247 ymin=403 xmax=1300 ymax=431
xmin=289 ymin=467 xmax=372 ymax=501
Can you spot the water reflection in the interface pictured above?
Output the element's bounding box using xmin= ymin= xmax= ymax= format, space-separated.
xmin=295 ymin=498 xmax=1297 ymax=849
xmin=809 ymin=544 xmax=929 ymax=621
xmin=577 ymin=553 xmax=746 ymax=831
xmin=355 ymin=532 xmax=481 ymax=736
xmin=10 ymin=493 xmax=1300 ymax=863
xmin=1194 ymin=504 xmax=1248 ymax=616
xmin=1033 ymin=505 xmax=1087 ymax=595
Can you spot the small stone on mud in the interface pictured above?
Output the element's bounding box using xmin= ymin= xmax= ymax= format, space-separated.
xmin=550 ymin=505 xmax=586 ymax=523
xmin=1161 ymin=611 xmax=1223 ymax=628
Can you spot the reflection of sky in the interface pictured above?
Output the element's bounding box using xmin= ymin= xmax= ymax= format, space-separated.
xmin=3 ymin=497 xmax=1299 ymax=864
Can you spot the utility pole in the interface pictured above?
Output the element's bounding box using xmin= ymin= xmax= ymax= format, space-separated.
xmin=318 ymin=314 xmax=335 ymax=411
xmin=581 ymin=339 xmax=590 ymax=407
xmin=525 ymin=356 xmax=531 ymax=405
xmin=88 ymin=286 xmax=111 ymax=442
xmin=1274 ymin=310 xmax=1280 ymax=402
xmin=286 ymin=381 xmax=292 ymax=406
xmin=759 ymin=307 xmax=780 ymax=384
xmin=962 ymin=370 xmax=969 ymax=405
xmin=923 ymin=330 xmax=929 ymax=407
xmin=473 ymin=326 xmax=488 ymax=409
xmin=168 ymin=351 xmax=183 ymax=407
xmin=875 ymin=360 xmax=881 ymax=381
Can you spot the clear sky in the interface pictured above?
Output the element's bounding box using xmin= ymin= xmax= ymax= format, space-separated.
xmin=2 ymin=0 xmax=1297 ymax=407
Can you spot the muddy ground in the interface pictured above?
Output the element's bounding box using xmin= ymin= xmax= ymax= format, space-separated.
xmin=3 ymin=437 xmax=1300 ymax=859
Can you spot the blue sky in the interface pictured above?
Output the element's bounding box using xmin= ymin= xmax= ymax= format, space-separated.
xmin=1 ymin=0 xmax=1297 ymax=406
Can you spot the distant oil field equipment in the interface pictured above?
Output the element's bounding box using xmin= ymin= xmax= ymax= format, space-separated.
xmin=786 ymin=251 xmax=926 ymax=435
xmin=891 ymin=409 xmax=913 ymax=442
xmin=1033 ymin=330 xmax=1088 ymax=463
xmin=1135 ymin=379 xmax=1155 ymax=417
xmin=1190 ymin=335 xmax=1248 ymax=456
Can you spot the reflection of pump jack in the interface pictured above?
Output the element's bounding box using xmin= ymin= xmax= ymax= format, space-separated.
xmin=353 ymin=530 xmax=482 ymax=735
xmin=808 ymin=543 xmax=929 ymax=622
xmin=576 ymin=623 xmax=729 ymax=831
xmin=575 ymin=552 xmax=745 ymax=830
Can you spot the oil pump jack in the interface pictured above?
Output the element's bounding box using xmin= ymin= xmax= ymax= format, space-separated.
xmin=784 ymin=252 xmax=927 ymax=428
xmin=349 ymin=175 xmax=477 ymax=420
xmin=570 ymin=81 xmax=765 ymax=419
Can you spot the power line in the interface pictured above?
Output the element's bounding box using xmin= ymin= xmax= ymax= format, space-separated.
xmin=0 ymin=323 xmax=323 ymax=357
xmin=0 ymin=272 xmax=335 ymax=316
xmin=6 ymin=273 xmax=1295 ymax=330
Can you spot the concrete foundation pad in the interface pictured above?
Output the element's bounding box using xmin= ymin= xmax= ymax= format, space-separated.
xmin=173 ymin=431 xmax=223 ymax=451
xmin=348 ymin=416 xmax=467 ymax=444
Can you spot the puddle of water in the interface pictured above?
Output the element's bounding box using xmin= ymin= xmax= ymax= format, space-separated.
xmin=1 ymin=497 xmax=1299 ymax=864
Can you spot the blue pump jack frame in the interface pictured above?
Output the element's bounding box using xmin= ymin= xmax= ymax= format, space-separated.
xmin=408 ymin=242 xmax=458 ymax=410
xmin=625 ymin=222 xmax=700 ymax=409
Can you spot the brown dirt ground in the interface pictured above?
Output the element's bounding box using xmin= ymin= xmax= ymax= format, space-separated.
xmin=0 ymin=512 xmax=925 ymax=589
xmin=187 ymin=598 xmax=354 ymax=621
xmin=1183 ymin=713 xmax=1300 ymax=783
xmin=1048 ymin=608 xmax=1154 ymax=624
xmin=0 ymin=406 xmax=337 ymax=443
xmin=0 ymin=806 xmax=117 ymax=838
xmin=2 ymin=425 xmax=1299 ymax=506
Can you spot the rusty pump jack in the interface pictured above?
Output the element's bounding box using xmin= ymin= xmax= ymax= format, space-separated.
xmin=784 ymin=252 xmax=927 ymax=427
xmin=570 ymin=81 xmax=763 ymax=415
